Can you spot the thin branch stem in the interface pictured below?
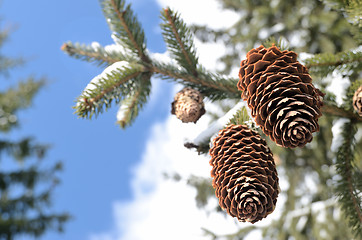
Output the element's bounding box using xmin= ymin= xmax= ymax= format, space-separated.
xmin=321 ymin=102 xmax=362 ymax=121
xmin=110 ymin=0 xmax=150 ymax=63
xmin=164 ymin=8 xmax=198 ymax=77
xmin=306 ymin=59 xmax=361 ymax=69
xmin=61 ymin=43 xmax=118 ymax=64
xmin=305 ymin=57 xmax=362 ymax=69
xmin=151 ymin=65 xmax=239 ymax=96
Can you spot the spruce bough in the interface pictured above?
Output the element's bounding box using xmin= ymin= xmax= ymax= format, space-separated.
xmin=62 ymin=0 xmax=362 ymax=238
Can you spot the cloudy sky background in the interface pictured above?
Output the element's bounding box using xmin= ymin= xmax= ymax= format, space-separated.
xmin=2 ymin=0 xmax=343 ymax=239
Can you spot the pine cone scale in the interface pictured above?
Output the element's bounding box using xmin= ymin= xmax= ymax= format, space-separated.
xmin=353 ymin=86 xmax=362 ymax=116
xmin=209 ymin=125 xmax=279 ymax=223
xmin=238 ymin=45 xmax=323 ymax=148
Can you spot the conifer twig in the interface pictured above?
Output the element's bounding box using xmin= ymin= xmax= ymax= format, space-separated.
xmin=163 ymin=8 xmax=198 ymax=77
xmin=61 ymin=43 xmax=119 ymax=66
xmin=305 ymin=51 xmax=362 ymax=68
xmin=109 ymin=0 xmax=150 ymax=63
xmin=305 ymin=58 xmax=362 ymax=68
xmin=116 ymin=89 xmax=141 ymax=128
xmin=85 ymin=71 xmax=141 ymax=107
xmin=335 ymin=121 xmax=362 ymax=238
xmin=116 ymin=75 xmax=151 ymax=128
xmin=75 ymin=60 xmax=146 ymax=119
xmin=150 ymin=63 xmax=239 ymax=100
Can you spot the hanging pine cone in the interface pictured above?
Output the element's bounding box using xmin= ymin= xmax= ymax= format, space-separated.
xmin=238 ymin=45 xmax=324 ymax=148
xmin=171 ymin=87 xmax=205 ymax=123
xmin=209 ymin=124 xmax=279 ymax=223
xmin=353 ymin=86 xmax=362 ymax=116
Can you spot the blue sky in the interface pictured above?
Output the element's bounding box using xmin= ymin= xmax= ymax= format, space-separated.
xmin=2 ymin=0 xmax=172 ymax=239
xmin=1 ymin=1 xmax=250 ymax=240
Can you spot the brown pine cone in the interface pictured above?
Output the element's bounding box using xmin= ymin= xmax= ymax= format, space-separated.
xmin=171 ymin=87 xmax=205 ymax=123
xmin=238 ymin=45 xmax=324 ymax=148
xmin=353 ymin=86 xmax=362 ymax=116
xmin=209 ymin=124 xmax=279 ymax=223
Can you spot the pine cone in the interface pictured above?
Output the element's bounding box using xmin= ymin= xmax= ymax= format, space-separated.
xmin=171 ymin=87 xmax=205 ymax=123
xmin=209 ymin=124 xmax=279 ymax=223
xmin=237 ymin=45 xmax=323 ymax=148
xmin=353 ymin=86 xmax=362 ymax=116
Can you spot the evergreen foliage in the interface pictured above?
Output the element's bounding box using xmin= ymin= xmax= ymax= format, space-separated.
xmin=305 ymin=49 xmax=362 ymax=78
xmin=63 ymin=0 xmax=241 ymax=127
xmin=160 ymin=8 xmax=199 ymax=76
xmin=227 ymin=106 xmax=256 ymax=131
xmin=335 ymin=120 xmax=361 ymax=237
xmin=0 ymin=29 xmax=24 ymax=76
xmin=116 ymin=72 xmax=152 ymax=128
xmin=62 ymin=0 xmax=361 ymax=238
xmin=100 ymin=0 xmax=149 ymax=62
xmin=74 ymin=61 xmax=146 ymax=119
xmin=0 ymin=20 xmax=69 ymax=239
xmin=192 ymin=0 xmax=359 ymax=74
xmin=0 ymin=78 xmax=45 ymax=132
xmin=61 ymin=41 xmax=135 ymax=67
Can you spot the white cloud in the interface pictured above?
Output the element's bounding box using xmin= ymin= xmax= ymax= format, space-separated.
xmin=156 ymin=0 xmax=239 ymax=29
xmin=89 ymin=115 xmax=240 ymax=240
xmin=90 ymin=111 xmax=284 ymax=240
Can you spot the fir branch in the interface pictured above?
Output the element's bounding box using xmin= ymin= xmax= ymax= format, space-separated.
xmin=305 ymin=49 xmax=362 ymax=77
xmin=0 ymin=56 xmax=25 ymax=75
xmin=0 ymin=167 xmax=49 ymax=191
xmin=161 ymin=8 xmax=198 ymax=76
xmin=335 ymin=120 xmax=362 ymax=238
xmin=0 ymin=78 xmax=45 ymax=111
xmin=0 ymin=214 xmax=70 ymax=237
xmin=323 ymin=0 xmax=362 ymax=26
xmin=0 ymin=78 xmax=46 ymax=132
xmin=116 ymin=73 xmax=151 ymax=128
xmin=100 ymin=0 xmax=150 ymax=63
xmin=116 ymin=92 xmax=140 ymax=128
xmin=150 ymin=61 xmax=239 ymax=100
xmin=0 ymin=138 xmax=48 ymax=162
xmin=322 ymin=100 xmax=362 ymax=121
xmin=61 ymin=42 xmax=135 ymax=67
xmin=1 ymin=191 xmax=52 ymax=213
xmin=75 ymin=61 xmax=145 ymax=119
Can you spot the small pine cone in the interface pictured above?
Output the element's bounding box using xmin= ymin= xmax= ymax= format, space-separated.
xmin=238 ymin=45 xmax=324 ymax=148
xmin=209 ymin=124 xmax=279 ymax=223
xmin=171 ymin=87 xmax=205 ymax=123
xmin=353 ymin=86 xmax=362 ymax=116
